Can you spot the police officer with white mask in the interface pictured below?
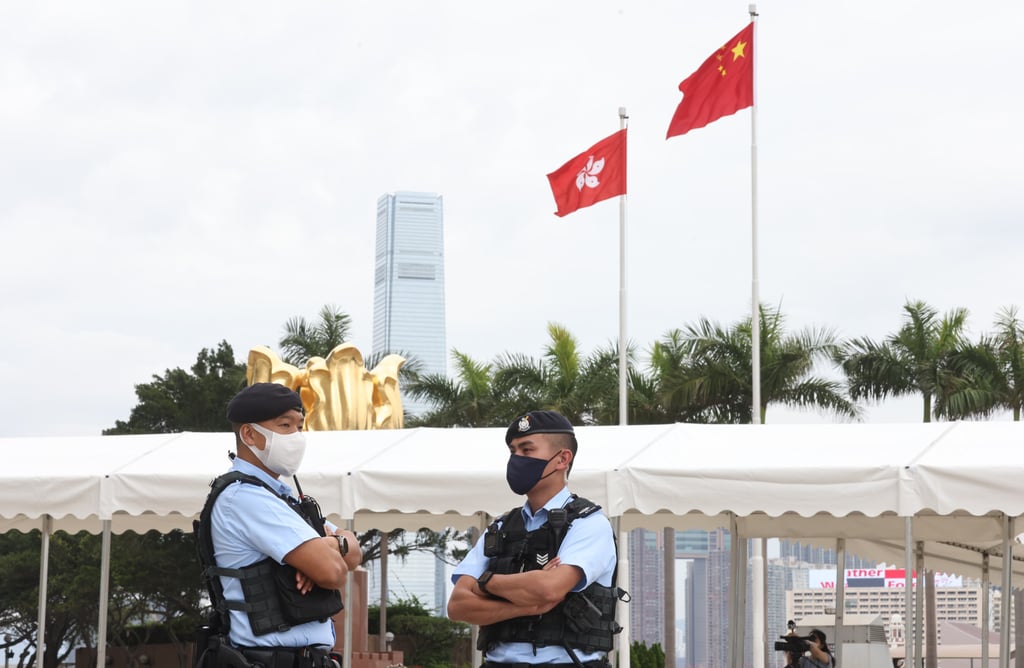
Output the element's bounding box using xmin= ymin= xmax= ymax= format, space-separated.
xmin=195 ymin=383 xmax=361 ymax=668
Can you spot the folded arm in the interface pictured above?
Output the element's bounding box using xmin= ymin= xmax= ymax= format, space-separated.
xmin=284 ymin=536 xmax=347 ymax=591
xmin=447 ymin=558 xmax=581 ymax=626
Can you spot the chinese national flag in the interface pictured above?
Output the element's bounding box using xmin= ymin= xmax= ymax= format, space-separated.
xmin=666 ymin=22 xmax=754 ymax=139
xmin=546 ymin=129 xmax=627 ymax=217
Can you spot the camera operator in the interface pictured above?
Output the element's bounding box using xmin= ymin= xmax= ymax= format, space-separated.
xmin=785 ymin=628 xmax=834 ymax=668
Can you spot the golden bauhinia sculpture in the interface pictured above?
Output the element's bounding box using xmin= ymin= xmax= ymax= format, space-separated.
xmin=246 ymin=344 xmax=405 ymax=430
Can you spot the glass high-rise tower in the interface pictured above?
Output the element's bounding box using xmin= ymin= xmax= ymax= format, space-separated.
xmin=373 ymin=191 xmax=447 ymax=416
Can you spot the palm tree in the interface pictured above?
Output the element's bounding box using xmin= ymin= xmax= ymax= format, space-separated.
xmin=985 ymin=306 xmax=1024 ymax=421
xmin=945 ymin=306 xmax=1024 ymax=421
xmin=571 ymin=339 xmax=645 ymax=425
xmin=278 ymin=304 xmax=353 ymax=365
xmin=656 ymin=304 xmax=857 ymax=424
xmin=840 ymin=300 xmax=972 ymax=422
xmin=646 ymin=330 xmax=708 ymax=423
xmin=405 ymin=350 xmax=505 ymax=427
xmin=492 ymin=322 xmax=627 ymax=424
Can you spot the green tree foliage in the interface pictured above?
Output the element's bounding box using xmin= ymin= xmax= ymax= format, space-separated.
xmin=367 ymin=597 xmax=469 ymax=668
xmin=405 ymin=350 xmax=505 ymax=427
xmin=278 ymin=304 xmax=353 ymax=365
xmin=0 ymin=531 xmax=90 ymax=668
xmin=946 ymin=306 xmax=1024 ymax=421
xmin=980 ymin=306 xmax=1024 ymax=420
xmin=493 ymin=323 xmax=590 ymax=422
xmin=630 ymin=641 xmax=665 ymax=668
xmin=576 ymin=340 xmax=644 ymax=426
xmin=0 ymin=531 xmax=204 ymax=668
xmin=652 ymin=304 xmax=857 ymax=424
xmin=104 ymin=341 xmax=246 ymax=435
xmin=840 ymin=300 xmax=972 ymax=422
xmin=491 ymin=322 xmax=636 ymax=424
xmin=358 ymin=528 xmax=470 ymax=569
xmin=277 ymin=304 xmax=424 ymax=415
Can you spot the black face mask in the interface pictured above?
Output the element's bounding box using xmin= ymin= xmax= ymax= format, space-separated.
xmin=506 ymin=450 xmax=563 ymax=495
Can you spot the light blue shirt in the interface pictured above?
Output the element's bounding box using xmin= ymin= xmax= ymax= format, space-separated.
xmin=211 ymin=458 xmax=335 ymax=648
xmin=452 ymin=486 xmax=617 ymax=664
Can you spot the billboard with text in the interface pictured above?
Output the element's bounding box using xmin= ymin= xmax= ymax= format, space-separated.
xmin=808 ymin=568 xmax=962 ymax=588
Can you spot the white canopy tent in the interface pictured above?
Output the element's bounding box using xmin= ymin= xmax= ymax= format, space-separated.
xmin=2 ymin=421 xmax=1023 ymax=667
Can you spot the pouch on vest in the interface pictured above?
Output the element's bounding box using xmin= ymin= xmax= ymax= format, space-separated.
xmin=273 ymin=563 xmax=343 ymax=625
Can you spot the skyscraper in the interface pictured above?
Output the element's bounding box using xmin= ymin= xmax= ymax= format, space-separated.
xmin=628 ymin=528 xmax=664 ymax=647
xmin=373 ymin=191 xmax=446 ymax=416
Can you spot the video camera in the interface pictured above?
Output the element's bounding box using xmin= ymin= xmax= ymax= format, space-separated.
xmin=774 ymin=634 xmax=814 ymax=654
xmin=774 ymin=620 xmax=813 ymax=654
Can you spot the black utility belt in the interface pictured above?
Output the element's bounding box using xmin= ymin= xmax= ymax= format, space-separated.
xmin=238 ymin=646 xmax=337 ymax=668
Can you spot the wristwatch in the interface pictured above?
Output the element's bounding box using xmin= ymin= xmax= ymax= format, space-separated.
xmin=333 ymin=534 xmax=349 ymax=557
xmin=477 ymin=570 xmax=495 ymax=595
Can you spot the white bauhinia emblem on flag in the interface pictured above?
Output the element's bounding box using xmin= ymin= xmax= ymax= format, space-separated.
xmin=575 ymin=155 xmax=606 ymax=191
xmin=536 ymin=553 xmax=550 ymax=566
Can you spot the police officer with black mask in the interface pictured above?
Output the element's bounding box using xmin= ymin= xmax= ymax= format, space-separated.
xmin=448 ymin=410 xmax=624 ymax=668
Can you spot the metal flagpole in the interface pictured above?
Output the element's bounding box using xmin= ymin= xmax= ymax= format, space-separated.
xmin=749 ymin=4 xmax=761 ymax=425
xmin=618 ymin=106 xmax=629 ymax=427
xmin=747 ymin=8 xmax=765 ymax=668
xmin=611 ymin=106 xmax=633 ymax=668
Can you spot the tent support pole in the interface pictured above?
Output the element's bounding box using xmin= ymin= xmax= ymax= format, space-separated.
xmin=751 ymin=537 xmax=766 ymax=668
xmin=982 ymin=553 xmax=990 ymax=668
xmin=613 ymin=519 xmax=630 ymax=668
xmin=904 ymin=517 xmax=914 ymax=668
xmin=471 ymin=514 xmax=487 ymax=668
xmin=728 ymin=515 xmax=745 ymax=668
xmin=835 ymin=538 xmax=846 ymax=668
xmin=342 ymin=520 xmax=354 ymax=668
xmin=1001 ymin=516 xmax=1014 ymax=668
xmin=98 ymin=520 xmax=111 ymax=668
xmin=915 ymin=542 xmax=924 ymax=668
xmin=36 ymin=515 xmax=51 ymax=665
xmin=664 ymin=526 xmax=675 ymax=668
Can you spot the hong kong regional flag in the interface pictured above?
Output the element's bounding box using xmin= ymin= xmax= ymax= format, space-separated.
xmin=666 ymin=22 xmax=754 ymax=138
xmin=546 ymin=129 xmax=627 ymax=217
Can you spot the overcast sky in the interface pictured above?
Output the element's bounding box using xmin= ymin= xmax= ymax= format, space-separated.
xmin=2 ymin=2 xmax=1021 ymax=438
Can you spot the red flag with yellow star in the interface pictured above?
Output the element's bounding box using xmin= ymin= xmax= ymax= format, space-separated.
xmin=666 ymin=23 xmax=754 ymax=138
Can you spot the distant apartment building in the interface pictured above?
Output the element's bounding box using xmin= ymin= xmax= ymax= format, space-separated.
xmin=682 ymin=528 xmax=732 ymax=668
xmin=788 ymin=570 xmax=998 ymax=647
xmin=372 ymin=191 xmax=446 ymax=416
xmin=628 ymin=528 xmax=665 ymax=647
xmin=364 ymin=548 xmax=452 ymax=616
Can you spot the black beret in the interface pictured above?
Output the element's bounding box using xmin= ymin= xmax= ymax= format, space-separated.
xmin=505 ymin=410 xmax=575 ymax=445
xmin=226 ymin=383 xmax=303 ymax=424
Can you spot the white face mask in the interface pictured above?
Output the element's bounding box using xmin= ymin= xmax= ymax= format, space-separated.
xmin=244 ymin=423 xmax=307 ymax=477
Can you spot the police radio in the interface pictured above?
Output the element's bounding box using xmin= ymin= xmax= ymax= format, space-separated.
xmin=292 ymin=475 xmax=327 ymax=537
xmin=484 ymin=528 xmax=503 ymax=557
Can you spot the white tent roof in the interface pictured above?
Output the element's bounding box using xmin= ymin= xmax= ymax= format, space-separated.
xmin=612 ymin=422 xmax=953 ymax=523
xmin=2 ymin=421 xmax=1023 ymax=578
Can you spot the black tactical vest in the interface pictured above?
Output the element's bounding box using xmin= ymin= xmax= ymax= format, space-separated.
xmin=194 ymin=472 xmax=343 ymax=637
xmin=477 ymin=495 xmax=627 ymax=655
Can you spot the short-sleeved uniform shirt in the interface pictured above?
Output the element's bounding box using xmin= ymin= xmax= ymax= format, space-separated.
xmin=211 ymin=458 xmax=335 ymax=648
xmin=452 ymin=486 xmax=617 ymax=665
